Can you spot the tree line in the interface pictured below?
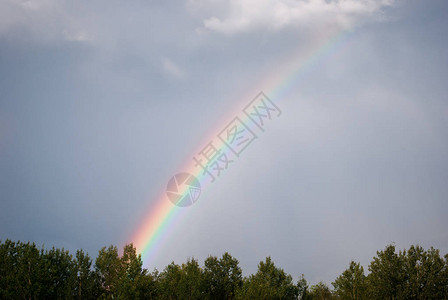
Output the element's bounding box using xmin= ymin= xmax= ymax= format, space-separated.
xmin=1 ymin=239 xmax=447 ymax=299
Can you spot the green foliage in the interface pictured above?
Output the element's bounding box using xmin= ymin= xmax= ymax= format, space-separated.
xmin=95 ymin=245 xmax=122 ymax=298
xmin=179 ymin=258 xmax=204 ymax=299
xmin=368 ymin=244 xmax=406 ymax=299
xmin=367 ymin=244 xmax=448 ymax=299
xmin=1 ymin=239 xmax=448 ymax=300
xmin=158 ymin=258 xmax=205 ymax=300
xmin=40 ymin=246 xmax=75 ymax=299
xmin=95 ymin=243 xmax=155 ymax=299
xmin=309 ymin=281 xmax=333 ymax=300
xmin=0 ymin=240 xmax=44 ymax=299
xmin=74 ymin=249 xmax=100 ymax=300
xmin=402 ymin=245 xmax=445 ymax=299
xmin=237 ymin=256 xmax=298 ymax=299
xmin=332 ymin=261 xmax=367 ymax=300
xmin=118 ymin=243 xmax=153 ymax=299
xmin=444 ymin=254 xmax=448 ymax=297
xmin=297 ymin=274 xmax=312 ymax=300
xmin=158 ymin=261 xmax=183 ymax=299
xmin=203 ymin=252 xmax=243 ymax=300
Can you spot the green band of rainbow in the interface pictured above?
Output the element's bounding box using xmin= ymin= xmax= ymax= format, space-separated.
xmin=129 ymin=27 xmax=350 ymax=264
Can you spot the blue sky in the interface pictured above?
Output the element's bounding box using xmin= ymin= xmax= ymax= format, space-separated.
xmin=1 ymin=0 xmax=447 ymax=284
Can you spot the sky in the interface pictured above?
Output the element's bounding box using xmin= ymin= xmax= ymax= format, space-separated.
xmin=1 ymin=0 xmax=447 ymax=285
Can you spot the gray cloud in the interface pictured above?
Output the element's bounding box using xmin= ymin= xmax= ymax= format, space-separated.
xmin=0 ymin=0 xmax=447 ymax=286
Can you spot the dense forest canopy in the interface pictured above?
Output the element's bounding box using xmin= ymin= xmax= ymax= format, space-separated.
xmin=1 ymin=240 xmax=447 ymax=299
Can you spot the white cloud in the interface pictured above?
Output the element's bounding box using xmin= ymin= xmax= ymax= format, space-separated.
xmin=0 ymin=0 xmax=92 ymax=43
xmin=190 ymin=0 xmax=394 ymax=35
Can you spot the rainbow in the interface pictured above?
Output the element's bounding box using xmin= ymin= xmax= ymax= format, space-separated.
xmin=129 ymin=27 xmax=350 ymax=264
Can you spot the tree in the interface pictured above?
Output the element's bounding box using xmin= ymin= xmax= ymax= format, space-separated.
xmin=443 ymin=254 xmax=448 ymax=298
xmin=332 ymin=261 xmax=367 ymax=300
xmin=95 ymin=245 xmax=123 ymax=299
xmin=297 ymin=274 xmax=312 ymax=300
xmin=401 ymin=245 xmax=447 ymax=299
xmin=178 ymin=258 xmax=205 ymax=300
xmin=367 ymin=244 xmax=406 ymax=299
xmin=74 ymin=249 xmax=100 ymax=300
xmin=0 ymin=239 xmax=19 ymax=299
xmin=419 ymin=246 xmax=446 ymax=299
xmin=158 ymin=261 xmax=183 ymax=300
xmin=118 ymin=243 xmax=157 ymax=299
xmin=203 ymin=252 xmax=243 ymax=300
xmin=40 ymin=246 xmax=76 ymax=299
xmin=95 ymin=243 xmax=156 ymax=300
xmin=309 ymin=281 xmax=333 ymax=300
xmin=237 ymin=257 xmax=298 ymax=299
xmin=12 ymin=241 xmax=44 ymax=299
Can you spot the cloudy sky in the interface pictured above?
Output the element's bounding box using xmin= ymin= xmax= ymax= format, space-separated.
xmin=1 ymin=0 xmax=447 ymax=285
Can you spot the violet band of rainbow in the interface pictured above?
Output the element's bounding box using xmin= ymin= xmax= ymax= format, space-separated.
xmin=129 ymin=27 xmax=350 ymax=264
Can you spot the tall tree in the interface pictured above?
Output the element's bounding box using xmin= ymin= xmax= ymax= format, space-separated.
xmin=178 ymin=258 xmax=205 ymax=300
xmin=332 ymin=261 xmax=367 ymax=300
xmin=203 ymin=252 xmax=242 ymax=300
xmin=237 ymin=257 xmax=298 ymax=300
xmin=309 ymin=281 xmax=333 ymax=300
xmin=367 ymin=244 xmax=406 ymax=299
xmin=297 ymin=274 xmax=312 ymax=300
xmin=118 ymin=243 xmax=157 ymax=299
xmin=74 ymin=249 xmax=100 ymax=300
xmin=158 ymin=262 xmax=183 ymax=300
xmin=158 ymin=258 xmax=206 ymax=299
xmin=420 ymin=246 xmax=447 ymax=299
xmin=0 ymin=239 xmax=18 ymax=299
xmin=402 ymin=245 xmax=447 ymax=299
xmin=443 ymin=254 xmax=448 ymax=298
xmin=95 ymin=245 xmax=123 ymax=299
xmin=40 ymin=246 xmax=75 ymax=299
xmin=14 ymin=241 xmax=44 ymax=299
